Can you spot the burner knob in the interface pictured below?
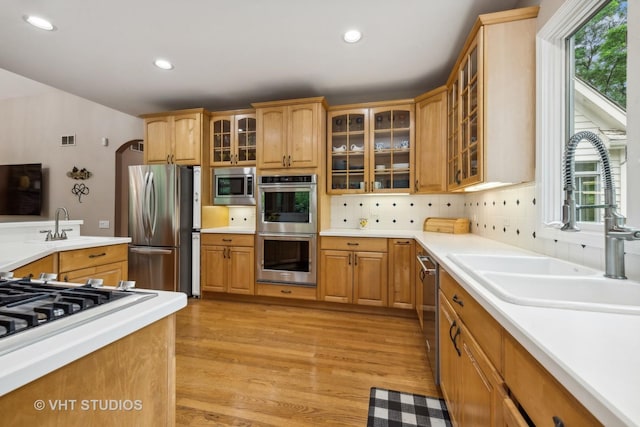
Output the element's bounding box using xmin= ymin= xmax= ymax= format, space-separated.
xmin=85 ymin=278 xmax=104 ymax=288
xmin=116 ymin=280 xmax=136 ymax=291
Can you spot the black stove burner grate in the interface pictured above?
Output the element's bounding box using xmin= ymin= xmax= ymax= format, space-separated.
xmin=0 ymin=278 xmax=132 ymax=339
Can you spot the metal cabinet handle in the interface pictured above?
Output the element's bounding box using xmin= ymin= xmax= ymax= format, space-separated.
xmin=88 ymin=252 xmax=106 ymax=259
xmin=222 ymin=238 xmax=232 ymax=242
xmin=415 ymin=179 xmax=419 ymax=192
xmin=288 ymin=155 xmax=291 ymax=167
xmin=396 ymin=241 xmax=411 ymax=245
xmin=348 ymin=253 xmax=352 ymax=265
xmin=281 ymin=289 xmax=292 ymax=294
xmin=354 ymin=254 xmax=358 ymax=265
xmin=552 ymin=416 xmax=565 ymax=427
xmin=167 ymin=154 xmax=170 ymax=163
xmin=419 ymin=269 xmax=426 ymax=281
xmin=347 ymin=242 xmax=359 ymax=246
xmin=449 ymin=321 xmax=462 ymax=357
xmin=455 ymin=170 xmax=461 ymax=185
xmin=452 ymin=294 xmax=464 ymax=307
xmin=63 ymin=275 xmax=69 ymax=282
xmin=282 ymin=156 xmax=286 ymax=167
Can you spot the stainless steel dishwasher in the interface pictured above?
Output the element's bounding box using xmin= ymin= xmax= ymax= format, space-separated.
xmin=417 ymin=252 xmax=439 ymax=385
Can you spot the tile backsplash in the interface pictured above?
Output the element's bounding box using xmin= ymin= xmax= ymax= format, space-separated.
xmin=330 ymin=194 xmax=465 ymax=230
xmin=330 ymin=183 xmax=640 ymax=280
xmin=227 ymin=206 xmax=256 ymax=227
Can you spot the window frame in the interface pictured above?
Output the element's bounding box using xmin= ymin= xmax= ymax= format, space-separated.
xmin=536 ymin=0 xmax=620 ymax=248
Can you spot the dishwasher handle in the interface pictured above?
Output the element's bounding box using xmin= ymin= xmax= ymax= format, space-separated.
xmin=416 ymin=255 xmax=437 ymax=276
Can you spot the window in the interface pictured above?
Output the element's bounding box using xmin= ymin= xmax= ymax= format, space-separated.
xmin=568 ymin=0 xmax=627 ymax=223
xmin=537 ymin=0 xmax=632 ymax=247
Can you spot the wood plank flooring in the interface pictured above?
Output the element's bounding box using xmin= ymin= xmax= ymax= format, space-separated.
xmin=175 ymin=298 xmax=439 ymax=426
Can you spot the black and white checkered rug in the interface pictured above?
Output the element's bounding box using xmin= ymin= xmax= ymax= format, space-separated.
xmin=367 ymin=387 xmax=452 ymax=427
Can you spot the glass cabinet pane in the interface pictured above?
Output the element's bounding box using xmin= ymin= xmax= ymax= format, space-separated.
xmin=374 ymin=111 xmax=392 ymax=130
xmin=349 ymin=114 xmax=365 ymax=132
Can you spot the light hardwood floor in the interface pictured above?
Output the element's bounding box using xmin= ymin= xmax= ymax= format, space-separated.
xmin=175 ymin=298 xmax=439 ymax=426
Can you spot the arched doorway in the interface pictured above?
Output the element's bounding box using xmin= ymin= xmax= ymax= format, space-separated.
xmin=114 ymin=140 xmax=144 ymax=237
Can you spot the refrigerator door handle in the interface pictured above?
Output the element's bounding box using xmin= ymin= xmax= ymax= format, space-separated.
xmin=149 ymin=172 xmax=157 ymax=238
xmin=130 ymin=247 xmax=173 ymax=255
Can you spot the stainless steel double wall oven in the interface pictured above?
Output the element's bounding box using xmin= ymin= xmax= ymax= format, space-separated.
xmin=256 ymin=174 xmax=317 ymax=287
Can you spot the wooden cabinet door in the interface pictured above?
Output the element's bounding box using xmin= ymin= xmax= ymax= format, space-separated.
xmin=288 ymin=103 xmax=318 ymax=168
xmin=145 ymin=116 xmax=172 ymax=164
xmin=319 ymin=250 xmax=352 ymax=303
xmin=62 ymin=261 xmax=127 ymax=286
xmin=12 ymin=254 xmax=56 ymax=279
xmin=415 ymin=87 xmax=447 ymax=193
xmin=227 ymin=246 xmax=255 ymax=295
xmin=353 ymin=251 xmax=388 ymax=306
xmin=439 ymin=295 xmax=461 ymax=426
xmin=201 ymin=245 xmax=227 ymax=292
xmin=173 ymin=112 xmax=202 ymax=165
xmin=460 ymin=329 xmax=493 ymax=426
xmin=210 ymin=115 xmax=234 ymax=166
xmin=257 ymin=106 xmax=287 ymax=169
xmin=388 ymin=239 xmax=414 ymax=309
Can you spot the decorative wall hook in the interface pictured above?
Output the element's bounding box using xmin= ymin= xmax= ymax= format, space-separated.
xmin=71 ymin=183 xmax=90 ymax=202
xmin=67 ymin=166 xmax=92 ymax=180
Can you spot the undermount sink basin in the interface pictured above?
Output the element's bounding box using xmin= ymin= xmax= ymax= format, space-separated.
xmin=448 ymin=253 xmax=640 ymax=315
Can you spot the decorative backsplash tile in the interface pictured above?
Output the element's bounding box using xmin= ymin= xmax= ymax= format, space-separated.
xmin=330 ymin=194 xmax=465 ymax=230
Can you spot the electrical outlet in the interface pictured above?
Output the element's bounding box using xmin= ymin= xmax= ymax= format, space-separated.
xmin=98 ymin=220 xmax=110 ymax=229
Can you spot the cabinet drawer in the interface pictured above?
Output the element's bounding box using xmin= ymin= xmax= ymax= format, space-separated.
xmin=61 ymin=261 xmax=128 ymax=285
xmin=504 ymin=334 xmax=601 ymax=426
xmin=201 ymin=233 xmax=254 ymax=247
xmin=13 ymin=254 xmax=57 ymax=279
xmin=320 ymin=236 xmax=387 ymax=252
xmin=440 ymin=269 xmax=502 ymax=371
xmin=59 ymin=244 xmax=127 ymax=273
xmin=255 ymin=284 xmax=317 ymax=300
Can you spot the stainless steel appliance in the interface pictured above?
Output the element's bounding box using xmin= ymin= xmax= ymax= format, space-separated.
xmin=417 ymin=252 xmax=439 ymax=384
xmin=213 ymin=166 xmax=255 ymax=205
xmin=256 ymin=174 xmax=317 ymax=286
xmin=0 ymin=276 xmax=155 ymax=355
xmin=128 ymin=165 xmax=200 ymax=294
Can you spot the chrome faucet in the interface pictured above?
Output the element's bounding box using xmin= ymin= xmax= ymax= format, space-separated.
xmin=53 ymin=207 xmax=70 ymax=240
xmin=561 ymin=131 xmax=640 ymax=279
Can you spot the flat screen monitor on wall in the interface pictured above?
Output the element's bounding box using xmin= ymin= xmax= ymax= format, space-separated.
xmin=0 ymin=163 xmax=43 ymax=215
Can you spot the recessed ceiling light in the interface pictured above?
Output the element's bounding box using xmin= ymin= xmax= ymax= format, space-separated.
xmin=24 ymin=15 xmax=55 ymax=31
xmin=343 ymin=29 xmax=362 ymax=43
xmin=154 ymin=59 xmax=174 ymax=70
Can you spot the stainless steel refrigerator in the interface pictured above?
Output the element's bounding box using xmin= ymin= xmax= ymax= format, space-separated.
xmin=128 ymin=164 xmax=200 ymax=295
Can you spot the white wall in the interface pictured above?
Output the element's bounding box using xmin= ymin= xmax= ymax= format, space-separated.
xmin=0 ymin=89 xmax=143 ymax=236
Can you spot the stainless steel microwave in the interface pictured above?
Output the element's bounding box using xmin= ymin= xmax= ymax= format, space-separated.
xmin=213 ymin=167 xmax=256 ymax=205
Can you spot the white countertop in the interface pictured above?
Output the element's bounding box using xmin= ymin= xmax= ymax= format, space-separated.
xmin=323 ymin=228 xmax=639 ymax=426
xmin=201 ymin=226 xmax=255 ymax=234
xmin=0 ymin=286 xmax=186 ymax=396
xmin=0 ymin=236 xmax=131 ymax=272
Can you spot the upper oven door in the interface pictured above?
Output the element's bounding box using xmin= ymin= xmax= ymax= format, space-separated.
xmin=258 ymin=183 xmax=317 ymax=233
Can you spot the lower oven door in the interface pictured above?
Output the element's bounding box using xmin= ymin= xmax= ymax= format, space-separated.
xmin=256 ymin=233 xmax=316 ymax=286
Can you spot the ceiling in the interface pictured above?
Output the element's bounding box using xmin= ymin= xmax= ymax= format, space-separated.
xmin=0 ymin=0 xmax=523 ymax=117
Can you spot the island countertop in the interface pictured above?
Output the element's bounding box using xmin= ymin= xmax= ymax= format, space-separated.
xmin=0 ymin=285 xmax=186 ymax=397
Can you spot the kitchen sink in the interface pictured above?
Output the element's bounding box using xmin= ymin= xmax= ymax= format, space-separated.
xmin=448 ymin=253 xmax=640 ymax=315
xmin=448 ymin=253 xmax=599 ymax=276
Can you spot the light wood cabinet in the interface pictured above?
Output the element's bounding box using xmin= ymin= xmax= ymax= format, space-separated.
xmin=504 ymin=334 xmax=602 ymax=426
xmin=58 ymin=244 xmax=128 ymax=285
xmin=201 ymin=234 xmax=255 ymax=295
xmin=440 ymin=267 xmax=602 ymax=426
xmin=253 ymin=97 xmax=327 ymax=171
xmin=12 ymin=254 xmax=56 ymax=279
xmin=142 ymin=108 xmax=209 ymax=165
xmin=414 ymin=86 xmax=447 ymax=193
xmin=210 ymin=110 xmax=256 ymax=166
xmin=327 ymin=101 xmax=414 ymax=194
xmin=388 ymin=239 xmax=415 ymax=309
xmin=439 ymin=292 xmax=506 ymax=427
xmin=446 ymin=7 xmax=537 ymax=190
xmin=319 ymin=237 xmax=387 ymax=306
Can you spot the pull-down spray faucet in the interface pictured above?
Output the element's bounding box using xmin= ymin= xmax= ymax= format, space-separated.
xmin=561 ymin=131 xmax=640 ymax=279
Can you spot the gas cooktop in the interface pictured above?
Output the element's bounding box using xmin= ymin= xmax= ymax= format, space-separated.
xmin=0 ymin=276 xmax=156 ymax=356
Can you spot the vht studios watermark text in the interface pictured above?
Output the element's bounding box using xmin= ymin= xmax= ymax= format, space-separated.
xmin=33 ymin=399 xmax=143 ymax=411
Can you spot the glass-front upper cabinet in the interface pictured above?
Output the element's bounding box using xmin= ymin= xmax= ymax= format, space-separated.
xmin=448 ymin=31 xmax=482 ymax=190
xmin=328 ymin=109 xmax=368 ymax=192
xmin=370 ymin=106 xmax=413 ymax=192
xmin=327 ymin=103 xmax=414 ymax=194
xmin=210 ymin=110 xmax=256 ymax=167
